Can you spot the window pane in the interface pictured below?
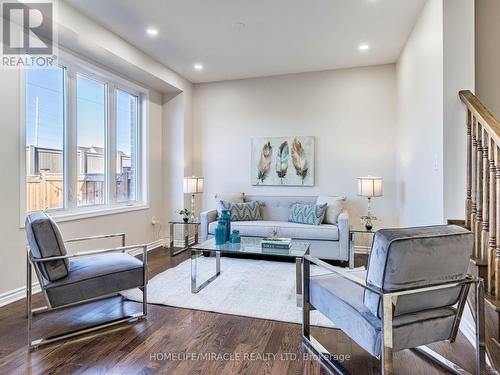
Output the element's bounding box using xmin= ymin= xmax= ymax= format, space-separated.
xmin=26 ymin=66 xmax=65 ymax=212
xmin=116 ymin=90 xmax=138 ymax=202
xmin=76 ymin=74 xmax=106 ymax=207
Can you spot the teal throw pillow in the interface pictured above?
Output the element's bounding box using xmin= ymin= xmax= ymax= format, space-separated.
xmin=219 ymin=200 xmax=262 ymax=221
xmin=288 ymin=203 xmax=327 ymax=225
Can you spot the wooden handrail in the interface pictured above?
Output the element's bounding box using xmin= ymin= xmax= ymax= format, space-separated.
xmin=460 ymin=90 xmax=500 ymax=145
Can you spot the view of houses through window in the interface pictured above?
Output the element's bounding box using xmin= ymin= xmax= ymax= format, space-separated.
xmin=76 ymin=73 xmax=107 ymax=207
xmin=25 ymin=66 xmax=66 ymax=212
xmin=116 ymin=89 xmax=137 ymax=203
xmin=25 ymin=59 xmax=141 ymax=214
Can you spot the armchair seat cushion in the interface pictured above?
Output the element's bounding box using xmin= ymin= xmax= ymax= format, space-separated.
xmin=208 ymin=220 xmax=339 ymax=241
xmin=310 ymin=272 xmax=457 ymax=357
xmin=43 ymin=253 xmax=144 ymax=308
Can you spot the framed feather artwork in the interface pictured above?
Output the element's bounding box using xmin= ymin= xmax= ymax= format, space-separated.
xmin=251 ymin=136 xmax=315 ymax=186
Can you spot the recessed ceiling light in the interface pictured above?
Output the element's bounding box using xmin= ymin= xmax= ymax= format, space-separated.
xmin=146 ymin=27 xmax=158 ymax=37
xmin=359 ymin=43 xmax=370 ymax=51
xmin=232 ymin=21 xmax=246 ymax=29
xmin=194 ymin=63 xmax=204 ymax=71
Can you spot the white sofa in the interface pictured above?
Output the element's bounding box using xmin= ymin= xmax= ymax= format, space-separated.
xmin=200 ymin=195 xmax=350 ymax=262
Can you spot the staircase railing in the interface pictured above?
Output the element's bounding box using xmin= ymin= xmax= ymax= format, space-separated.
xmin=460 ymin=90 xmax=500 ymax=300
xmin=460 ymin=90 xmax=500 ymax=369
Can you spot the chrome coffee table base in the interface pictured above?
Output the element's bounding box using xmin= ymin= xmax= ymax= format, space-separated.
xmin=191 ymin=249 xmax=221 ymax=293
xmin=190 ymin=238 xmax=307 ymax=307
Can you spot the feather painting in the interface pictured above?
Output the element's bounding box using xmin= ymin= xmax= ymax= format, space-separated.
xmin=291 ymin=137 xmax=308 ymax=184
xmin=275 ymin=141 xmax=289 ymax=184
xmin=257 ymin=141 xmax=273 ymax=184
xmin=251 ymin=136 xmax=314 ymax=186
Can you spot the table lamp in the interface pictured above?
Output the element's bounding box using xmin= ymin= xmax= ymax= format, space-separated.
xmin=357 ymin=176 xmax=383 ymax=230
xmin=183 ymin=176 xmax=204 ymax=219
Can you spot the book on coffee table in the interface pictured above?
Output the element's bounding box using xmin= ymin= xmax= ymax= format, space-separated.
xmin=261 ymin=237 xmax=292 ymax=250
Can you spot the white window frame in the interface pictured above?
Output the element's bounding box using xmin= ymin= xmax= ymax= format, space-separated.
xmin=20 ymin=49 xmax=149 ymax=225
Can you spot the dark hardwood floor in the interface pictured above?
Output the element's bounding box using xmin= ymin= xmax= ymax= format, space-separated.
xmin=0 ymin=248 xmax=484 ymax=374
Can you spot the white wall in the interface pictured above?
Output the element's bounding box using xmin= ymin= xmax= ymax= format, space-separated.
xmin=475 ymin=0 xmax=500 ymax=120
xmin=396 ymin=0 xmax=474 ymax=226
xmin=396 ymin=0 xmax=444 ymax=227
xmin=193 ymin=65 xmax=399 ymax=225
xmin=0 ymin=4 xmax=193 ymax=298
xmin=443 ymin=0 xmax=475 ymax=220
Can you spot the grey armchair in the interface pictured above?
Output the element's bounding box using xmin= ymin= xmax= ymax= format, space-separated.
xmin=303 ymin=225 xmax=486 ymax=375
xmin=25 ymin=212 xmax=148 ymax=350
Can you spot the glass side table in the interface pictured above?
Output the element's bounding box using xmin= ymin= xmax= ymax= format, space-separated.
xmin=348 ymin=226 xmax=376 ymax=269
xmin=169 ymin=220 xmax=200 ymax=256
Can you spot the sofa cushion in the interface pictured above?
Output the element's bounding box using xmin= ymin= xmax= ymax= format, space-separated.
xmin=25 ymin=212 xmax=70 ymax=282
xmin=43 ymin=252 xmax=144 ymax=308
xmin=288 ymin=203 xmax=327 ymax=225
xmin=215 ymin=193 xmax=244 ymax=215
xmin=316 ymin=196 xmax=346 ymax=224
xmin=208 ymin=220 xmax=339 ymax=241
xmin=219 ymin=200 xmax=262 ymax=221
xmin=310 ymin=272 xmax=457 ymax=356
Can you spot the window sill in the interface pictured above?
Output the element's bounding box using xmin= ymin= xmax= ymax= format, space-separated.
xmin=21 ymin=203 xmax=150 ymax=228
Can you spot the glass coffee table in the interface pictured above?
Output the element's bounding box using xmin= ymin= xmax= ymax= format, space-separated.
xmin=191 ymin=237 xmax=310 ymax=306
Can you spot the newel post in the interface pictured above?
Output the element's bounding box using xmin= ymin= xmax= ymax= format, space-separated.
xmin=482 ymin=128 xmax=490 ymax=264
xmin=471 ymin=117 xmax=478 ymax=258
xmin=488 ymin=137 xmax=497 ymax=295
xmin=475 ymin=120 xmax=483 ymax=261
xmin=466 ymin=109 xmax=473 ymax=230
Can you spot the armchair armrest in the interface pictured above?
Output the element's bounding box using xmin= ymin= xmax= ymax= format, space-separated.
xmin=29 ymin=244 xmax=147 ymax=263
xmin=304 ymin=254 xmax=377 ymax=293
xmin=337 ymin=210 xmax=349 ymax=262
xmin=65 ymin=233 xmax=126 ymax=246
xmin=200 ymin=209 xmax=218 ymax=241
xmin=304 ymin=254 xmax=477 ymax=297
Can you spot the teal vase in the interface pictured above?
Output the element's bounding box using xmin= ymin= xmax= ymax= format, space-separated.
xmin=230 ymin=230 xmax=241 ymax=244
xmin=215 ymin=221 xmax=226 ymax=245
xmin=220 ymin=209 xmax=231 ymax=241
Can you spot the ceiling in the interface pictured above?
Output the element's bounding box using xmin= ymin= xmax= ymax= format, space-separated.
xmin=64 ymin=0 xmax=426 ymax=84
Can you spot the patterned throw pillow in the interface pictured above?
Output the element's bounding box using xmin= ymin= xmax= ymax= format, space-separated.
xmin=219 ymin=200 xmax=262 ymax=221
xmin=288 ymin=203 xmax=328 ymax=226
xmin=215 ymin=193 xmax=244 ymax=215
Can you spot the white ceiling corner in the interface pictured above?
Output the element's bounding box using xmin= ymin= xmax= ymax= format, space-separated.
xmin=63 ymin=0 xmax=426 ymax=83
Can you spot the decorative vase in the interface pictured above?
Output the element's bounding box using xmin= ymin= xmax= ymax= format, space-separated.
xmin=230 ymin=230 xmax=241 ymax=244
xmin=183 ymin=216 xmax=189 ymax=223
xmin=215 ymin=221 xmax=227 ymax=245
xmin=220 ymin=209 xmax=231 ymax=241
xmin=364 ymin=218 xmax=373 ymax=231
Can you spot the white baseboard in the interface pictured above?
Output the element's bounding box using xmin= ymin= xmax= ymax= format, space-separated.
xmin=129 ymin=238 xmax=166 ymax=256
xmin=0 ymin=283 xmax=41 ymax=308
xmin=0 ymin=238 xmax=167 ymax=308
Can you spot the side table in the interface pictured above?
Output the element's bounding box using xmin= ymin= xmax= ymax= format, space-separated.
xmin=169 ymin=220 xmax=200 ymax=256
xmin=349 ymin=226 xmax=376 ymax=269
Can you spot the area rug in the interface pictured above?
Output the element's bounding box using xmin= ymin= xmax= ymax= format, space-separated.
xmin=122 ymin=257 xmax=365 ymax=328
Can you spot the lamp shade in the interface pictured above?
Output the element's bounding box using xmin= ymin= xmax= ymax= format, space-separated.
xmin=183 ymin=176 xmax=204 ymax=194
xmin=357 ymin=176 xmax=383 ymax=197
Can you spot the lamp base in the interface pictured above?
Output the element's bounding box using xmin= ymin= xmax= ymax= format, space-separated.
xmin=364 ymin=219 xmax=373 ymax=231
xmin=191 ymin=194 xmax=196 ymax=217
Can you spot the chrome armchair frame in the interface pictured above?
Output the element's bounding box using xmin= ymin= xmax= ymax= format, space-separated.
xmin=302 ymin=255 xmax=486 ymax=375
xmin=26 ymin=233 xmax=148 ymax=350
